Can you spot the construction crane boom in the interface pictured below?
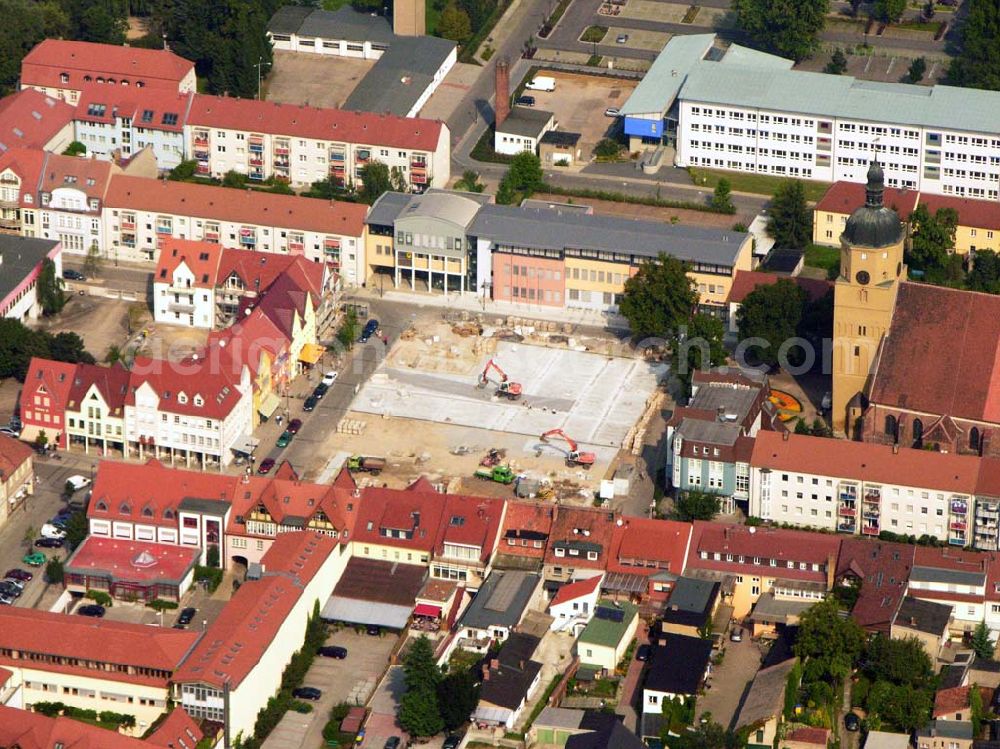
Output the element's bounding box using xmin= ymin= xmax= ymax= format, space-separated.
xmin=477 ymin=359 xmax=522 ymax=400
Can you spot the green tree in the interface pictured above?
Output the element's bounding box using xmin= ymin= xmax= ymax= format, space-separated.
xmin=736 ymin=279 xmax=808 ymax=367
xmin=48 ymin=332 xmax=95 ymax=365
xmin=104 ymin=344 xmax=123 ymax=365
xmin=767 ymin=180 xmax=812 ymax=249
xmin=63 ymin=511 xmax=88 ymax=551
xmin=665 ymin=721 xmax=740 ymax=749
xmin=866 ymin=681 xmax=932 ymax=731
xmin=437 ymin=669 xmax=479 ymax=730
xmin=618 ymin=253 xmax=698 ymax=339
xmin=496 ymin=177 xmax=516 ymax=205
xmin=23 ymin=524 xmax=35 ymax=551
xmin=972 ymin=619 xmax=995 ymax=660
xmin=168 ymin=160 xmax=198 ymax=181
xmin=398 ymin=636 xmax=444 ymax=737
xmin=905 ymin=56 xmax=927 ymax=83
xmin=948 ymin=0 xmax=1000 ymax=90
xmin=506 ymin=151 xmax=544 ymax=195
xmin=45 ymin=557 xmax=64 ymax=584
xmin=825 ymin=48 xmax=848 ymax=74
xmin=222 ymin=170 xmax=247 ymax=189
xmin=83 ymin=241 xmax=104 ymax=278
xmin=455 ymin=169 xmax=485 ymax=192
xmin=437 ymin=3 xmax=472 ymax=43
xmin=63 ymin=141 xmax=87 ymax=157
xmin=336 ymin=307 xmax=359 ymax=350
xmin=872 ymin=0 xmax=906 ymax=23
xmin=908 ymin=203 xmax=957 ymax=275
xmin=36 ymin=259 xmax=66 ymax=316
xmin=863 ymin=635 xmax=934 ymax=689
xmin=359 ymin=161 xmax=394 ymax=204
xmin=0 ymin=319 xmax=51 ymax=380
xmin=968 ymin=250 xmax=1000 ymax=293
xmin=672 ymin=313 xmax=726 ymax=395
xmin=671 ymin=490 xmax=722 ymax=522
xmin=733 ymin=0 xmax=829 ymax=62
xmin=971 ymin=680 xmax=984 ymax=734
xmin=34 ymin=429 xmax=48 ymax=449
xmin=594 ymin=137 xmax=623 ymax=160
xmin=710 ymin=178 xmax=735 ymax=214
xmin=0 ymin=0 xmax=69 ymax=94
xmin=794 ymin=597 xmax=866 ymax=684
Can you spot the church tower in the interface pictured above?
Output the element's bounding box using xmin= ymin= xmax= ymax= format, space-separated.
xmin=831 ymin=159 xmax=906 ymax=436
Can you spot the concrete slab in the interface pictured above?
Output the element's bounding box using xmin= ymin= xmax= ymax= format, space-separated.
xmin=606 ymin=26 xmax=672 ymax=52
xmin=350 ymin=341 xmax=665 ymax=450
xmin=618 ymin=1 xmax=688 ymax=22
xmin=420 ymin=63 xmax=481 ymax=123
xmin=266 ymin=50 xmax=375 ymax=109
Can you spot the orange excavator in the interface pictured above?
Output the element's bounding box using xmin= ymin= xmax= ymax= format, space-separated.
xmin=478 ymin=359 xmax=522 ymax=400
xmin=540 ymin=429 xmax=596 ymax=469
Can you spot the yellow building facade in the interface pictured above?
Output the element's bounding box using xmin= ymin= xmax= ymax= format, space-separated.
xmin=831 ymin=162 xmax=906 ymax=436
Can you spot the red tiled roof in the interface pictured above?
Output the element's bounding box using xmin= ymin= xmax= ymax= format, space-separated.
xmin=22 ymin=356 xmax=77 ymax=411
xmin=978 ymin=458 xmax=1000 ymax=497
xmin=836 ymin=538 xmax=914 ymax=633
xmin=815 ymin=181 xmax=919 ymax=221
xmin=75 ymin=84 xmax=193 ymax=132
xmin=933 ymin=686 xmax=984 ymax=718
xmin=544 ymin=505 xmax=617 ymax=569
xmin=870 ymin=282 xmax=1000 ymax=424
xmin=687 ymin=520 xmax=840 ymax=584
xmin=217 ymin=247 xmax=298 ymax=292
xmin=156 ymin=238 xmax=225 ymax=288
xmin=786 ymin=727 xmax=831 ymax=746
xmin=918 ymin=193 xmax=1000 ymax=232
xmin=205 ymin=307 xmax=290 ymax=380
xmin=436 ymin=493 xmax=505 ymax=562
xmin=0 ymin=433 xmax=32 ymax=483
xmin=65 ymin=537 xmax=200 ymax=584
xmin=188 ymin=94 xmax=444 ymax=152
xmin=21 ymin=39 xmax=194 ymax=91
xmin=144 ymin=708 xmax=204 ymax=748
xmin=550 ymin=573 xmax=601 ymax=606
xmin=726 ymin=270 xmax=832 ymax=305
xmin=351 ymin=486 xmax=448 ymax=552
xmin=173 ymin=532 xmax=337 ymax=689
xmin=499 ymin=500 xmax=555 ymax=558
xmin=0 ymin=89 xmax=74 ymax=151
xmin=608 ymin=516 xmax=691 ymax=576
xmin=751 ymin=431 xmax=982 ymax=494
xmin=0 ymin=705 xmax=180 ymax=749
xmin=106 ymin=175 xmax=368 ymax=236
xmin=38 ymin=152 xmax=114 ymax=205
xmin=0 ymin=606 xmax=198 ymax=677
xmin=67 ymin=361 xmax=130 ymax=415
xmin=127 ymin=355 xmax=246 ymax=420
xmin=0 ymin=147 xmax=46 ymax=207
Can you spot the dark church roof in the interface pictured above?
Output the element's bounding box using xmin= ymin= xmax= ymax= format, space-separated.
xmin=842 ymin=160 xmax=905 ymax=248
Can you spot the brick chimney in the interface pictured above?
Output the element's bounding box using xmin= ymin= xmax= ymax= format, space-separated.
xmin=495 ymin=59 xmax=510 ymax=127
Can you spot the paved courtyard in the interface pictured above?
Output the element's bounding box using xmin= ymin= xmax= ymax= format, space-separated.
xmin=351 ymin=341 xmax=665 ymax=450
xmin=696 ymin=633 xmax=766 ymax=730
xmin=266 ymin=51 xmax=375 ymax=109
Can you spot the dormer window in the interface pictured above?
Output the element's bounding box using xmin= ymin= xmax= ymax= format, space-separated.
xmin=142 ymin=505 xmax=154 ymax=517
xmin=119 ymin=502 xmax=131 ymax=515
xmin=164 ymin=508 xmax=175 ymax=519
xmin=96 ymin=500 xmax=108 ymax=512
xmin=60 ymin=73 xmax=69 ymax=84
xmin=194 ymin=394 xmax=204 ymax=407
xmin=177 ymin=392 xmax=188 ymax=405
xmin=554 ymin=547 xmax=565 ymax=557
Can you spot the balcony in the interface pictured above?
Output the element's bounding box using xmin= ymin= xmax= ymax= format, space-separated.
xmin=839 ymin=491 xmax=858 ymax=501
xmin=273 ymin=158 xmax=289 ymax=168
xmin=204 ymin=232 xmax=219 ymax=242
xmin=837 ymin=522 xmax=857 ymax=534
xmin=864 ymin=491 xmax=881 ymax=503
xmin=838 ymin=506 xmax=857 ymax=518
xmin=949 ymin=535 xmax=967 ymax=547
xmin=862 ymin=526 xmax=879 ymax=536
xmin=121 ymin=220 xmax=135 ymax=230
xmin=249 ymin=143 xmax=264 ymax=154
xmin=288 ymin=242 xmax=304 ymax=253
xmin=155 ymin=226 xmax=172 ymax=234
xmin=950 ymin=520 xmax=968 ymax=532
xmin=275 ymin=146 xmax=290 ymax=156
xmin=248 ymin=157 xmax=264 ymax=167
xmin=168 ymin=300 xmax=195 ymax=313
xmin=410 ymin=160 xmax=427 ymax=170
xmin=952 ymin=500 xmax=968 ymax=514
xmin=193 ymin=138 xmax=209 ymax=148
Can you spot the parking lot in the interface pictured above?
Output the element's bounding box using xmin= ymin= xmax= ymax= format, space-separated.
xmin=36 ymin=295 xmax=136 ymax=365
xmin=604 ymin=27 xmax=672 ymax=52
xmin=697 ymin=631 xmax=766 ymax=730
xmin=517 ymin=70 xmax=639 ymax=161
xmin=266 ymin=51 xmax=375 ymax=109
xmin=263 ymin=627 xmax=398 ymax=749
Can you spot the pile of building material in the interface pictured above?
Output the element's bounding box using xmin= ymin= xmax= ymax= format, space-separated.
xmin=337 ymin=418 xmax=367 ymax=435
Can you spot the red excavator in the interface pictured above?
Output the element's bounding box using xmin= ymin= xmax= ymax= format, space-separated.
xmin=478 ymin=359 xmax=522 ymax=400
xmin=540 ymin=429 xmax=596 ymax=469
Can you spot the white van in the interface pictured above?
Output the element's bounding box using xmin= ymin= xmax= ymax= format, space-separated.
xmin=525 ymin=76 xmax=556 ymax=92
xmin=40 ymin=523 xmax=66 ymax=539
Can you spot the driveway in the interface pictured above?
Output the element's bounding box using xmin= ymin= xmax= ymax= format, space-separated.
xmin=697 ymin=632 xmax=764 ymax=730
xmin=263 ymin=628 xmax=398 ymax=749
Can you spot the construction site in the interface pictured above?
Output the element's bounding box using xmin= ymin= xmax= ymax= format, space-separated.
xmin=308 ymin=316 xmax=667 ymax=506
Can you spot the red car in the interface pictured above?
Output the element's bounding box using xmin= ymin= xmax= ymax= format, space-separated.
xmin=5 ymin=569 xmax=32 ymax=582
xmin=257 ymin=458 xmax=275 ymax=474
xmin=287 ymin=418 xmax=303 ymax=434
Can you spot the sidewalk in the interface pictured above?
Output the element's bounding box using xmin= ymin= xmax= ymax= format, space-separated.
xmin=352 ymin=285 xmax=630 ymax=331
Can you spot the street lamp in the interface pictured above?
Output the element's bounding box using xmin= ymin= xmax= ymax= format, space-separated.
xmin=254 ymin=57 xmax=271 ymax=100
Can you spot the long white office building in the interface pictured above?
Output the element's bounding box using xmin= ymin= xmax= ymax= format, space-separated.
xmin=622 ymin=34 xmax=1000 ymax=200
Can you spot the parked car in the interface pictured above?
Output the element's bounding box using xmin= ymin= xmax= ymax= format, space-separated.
xmin=276 ymin=430 xmax=293 ymax=448
xmin=516 ymin=95 xmax=536 ymax=107
xmin=321 ymin=371 xmax=338 ymax=387
xmin=35 ymin=537 xmax=64 ymax=549
xmin=616 ymin=33 xmax=628 ymax=43
xmin=0 ymin=426 xmax=19 ymax=438
xmin=844 ymin=713 xmax=860 ymax=732
xmin=63 ymin=269 xmax=86 ymax=281
xmin=0 ymin=581 xmax=22 ymax=598
xmin=443 ymin=735 xmax=463 ymax=749
xmin=257 ymin=458 xmax=276 ymax=475
xmin=318 ymin=645 xmax=348 ymax=659
xmin=77 ymin=604 xmax=106 ymax=618
xmin=292 ymin=687 xmax=322 ymax=701
xmin=2 ymin=578 xmax=25 ymax=591
xmin=5 ymin=569 xmax=32 ymax=582
xmin=359 ymin=318 xmax=380 ymax=343
xmin=604 ymin=107 xmax=621 ymax=118
xmin=286 ymin=418 xmax=303 ymax=435
xmin=40 ymin=523 xmax=67 ymax=539
xmin=384 ymin=738 xmax=401 ymax=749
xmin=0 ymin=593 xmax=13 ymax=606
xmin=636 ymin=644 xmax=651 ymax=661
xmin=366 ymin=625 xmax=381 ymax=636
xmin=312 ymin=382 xmax=329 ymax=400
xmin=730 ymin=627 xmax=743 ymax=642
xmin=64 ymin=475 xmax=91 ymax=492
xmin=303 ymin=395 xmax=319 ymax=412
xmin=177 ymin=607 xmax=196 ymax=626
xmin=22 ymin=552 xmax=45 ymax=567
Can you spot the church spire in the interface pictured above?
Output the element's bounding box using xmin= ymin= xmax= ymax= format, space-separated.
xmin=865 ymin=157 xmax=885 ymax=209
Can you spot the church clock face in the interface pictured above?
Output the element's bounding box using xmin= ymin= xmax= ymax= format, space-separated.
xmin=855 ymin=270 xmax=870 ymax=285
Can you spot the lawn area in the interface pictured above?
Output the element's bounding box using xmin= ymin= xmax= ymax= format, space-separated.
xmin=581 ymin=25 xmax=608 ymax=43
xmin=687 ymin=167 xmax=832 ymax=203
xmin=322 ymin=0 xmax=352 ymax=8
xmin=804 ymin=243 xmax=841 ymax=279
xmin=894 ymin=20 xmax=937 ymax=32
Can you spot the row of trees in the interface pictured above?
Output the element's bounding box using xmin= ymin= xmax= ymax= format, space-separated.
xmin=398 ymin=636 xmax=479 ymax=737
xmin=0 ymin=319 xmax=94 ymax=382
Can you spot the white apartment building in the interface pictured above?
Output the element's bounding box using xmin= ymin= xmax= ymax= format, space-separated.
xmin=152 ymin=239 xmax=223 ymax=329
xmin=749 ymin=431 xmax=981 ymax=545
xmin=622 ymin=34 xmax=1000 ymax=200
xmin=103 ymin=175 xmax=369 ymax=284
xmin=185 ymin=95 xmax=450 ymax=190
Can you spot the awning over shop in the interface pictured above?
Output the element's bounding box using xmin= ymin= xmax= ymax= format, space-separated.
xmin=321 ymin=595 xmax=412 ymax=629
xmin=414 ymin=603 xmax=442 ymax=618
xmin=258 ymin=391 xmax=280 ymax=418
xmin=233 ymin=435 xmax=260 ymax=455
xmin=298 ymin=343 xmax=325 ymax=364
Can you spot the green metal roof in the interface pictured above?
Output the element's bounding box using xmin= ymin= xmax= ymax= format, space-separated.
xmin=620 ymin=34 xmax=715 ymax=117
xmin=717 ymin=45 xmax=793 ymax=71
xmin=578 ymin=599 xmax=638 ymax=648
